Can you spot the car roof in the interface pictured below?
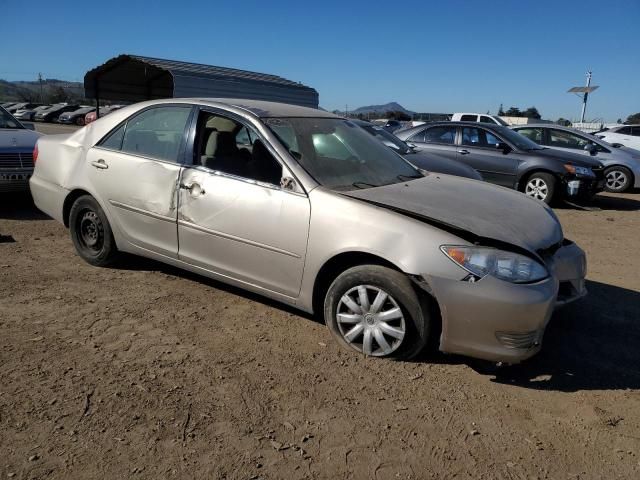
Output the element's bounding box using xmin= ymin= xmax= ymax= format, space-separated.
xmin=195 ymin=98 xmax=338 ymax=118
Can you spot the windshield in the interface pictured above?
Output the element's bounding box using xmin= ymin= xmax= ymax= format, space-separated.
xmin=0 ymin=107 xmax=24 ymax=129
xmin=265 ymin=117 xmax=421 ymax=190
xmin=361 ymin=124 xmax=411 ymax=154
xmin=495 ymin=126 xmax=544 ymax=150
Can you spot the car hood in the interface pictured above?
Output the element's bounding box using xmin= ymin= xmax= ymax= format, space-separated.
xmin=402 ymin=151 xmax=482 ymax=180
xmin=342 ymin=175 xmax=563 ymax=255
xmin=0 ymin=128 xmax=42 ymax=150
xmin=533 ymin=148 xmax=603 ymax=168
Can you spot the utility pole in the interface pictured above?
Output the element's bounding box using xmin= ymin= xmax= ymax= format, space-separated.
xmin=38 ymin=72 xmax=44 ymax=103
xmin=580 ymin=71 xmax=591 ymax=123
xmin=345 ymin=104 xmax=348 ymax=118
xmin=568 ymin=71 xmax=599 ymax=123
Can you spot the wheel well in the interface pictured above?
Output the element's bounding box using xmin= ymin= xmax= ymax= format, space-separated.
xmin=517 ymin=169 xmax=557 ymax=192
xmin=62 ymin=189 xmax=92 ymax=227
xmin=311 ymin=252 xmax=399 ymax=317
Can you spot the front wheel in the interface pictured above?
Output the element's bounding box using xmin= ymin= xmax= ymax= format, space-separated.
xmin=69 ymin=195 xmax=119 ymax=266
xmin=324 ymin=265 xmax=430 ymax=360
xmin=524 ymin=172 xmax=556 ymax=204
xmin=76 ymin=116 xmax=85 ymax=126
xmin=604 ymin=166 xmax=632 ymax=193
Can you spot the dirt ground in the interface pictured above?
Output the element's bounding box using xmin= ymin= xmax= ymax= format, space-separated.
xmin=1 ymin=188 xmax=639 ymax=480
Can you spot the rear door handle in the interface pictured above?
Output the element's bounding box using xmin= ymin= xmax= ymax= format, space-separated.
xmin=91 ymin=159 xmax=109 ymax=169
xmin=458 ymin=149 xmax=470 ymax=155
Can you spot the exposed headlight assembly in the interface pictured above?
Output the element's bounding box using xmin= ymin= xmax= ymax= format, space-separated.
xmin=564 ymin=164 xmax=594 ymax=177
xmin=440 ymin=246 xmax=549 ymax=283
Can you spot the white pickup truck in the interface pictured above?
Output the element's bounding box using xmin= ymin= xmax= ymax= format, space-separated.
xmin=451 ymin=112 xmax=509 ymax=126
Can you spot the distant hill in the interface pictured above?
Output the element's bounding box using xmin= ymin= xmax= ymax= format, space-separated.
xmin=351 ymin=102 xmax=415 ymax=115
xmin=0 ymin=79 xmax=85 ymax=103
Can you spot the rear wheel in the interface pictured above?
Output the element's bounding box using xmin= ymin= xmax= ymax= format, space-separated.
xmin=524 ymin=172 xmax=556 ymax=204
xmin=324 ymin=265 xmax=430 ymax=360
xmin=604 ymin=166 xmax=632 ymax=193
xmin=69 ymin=195 xmax=118 ymax=266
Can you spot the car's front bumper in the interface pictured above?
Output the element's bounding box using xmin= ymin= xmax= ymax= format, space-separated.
xmin=419 ymin=242 xmax=587 ymax=363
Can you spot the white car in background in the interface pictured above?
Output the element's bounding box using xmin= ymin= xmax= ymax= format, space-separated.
xmin=595 ymin=125 xmax=640 ymax=151
xmin=450 ymin=113 xmax=509 ymax=126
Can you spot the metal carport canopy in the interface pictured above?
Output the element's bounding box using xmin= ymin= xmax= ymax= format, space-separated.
xmin=84 ymin=54 xmax=319 ymax=108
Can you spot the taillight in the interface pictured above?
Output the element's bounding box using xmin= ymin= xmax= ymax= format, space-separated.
xmin=33 ymin=143 xmax=39 ymax=164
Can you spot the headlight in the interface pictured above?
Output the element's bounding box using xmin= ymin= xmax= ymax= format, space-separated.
xmin=440 ymin=245 xmax=549 ymax=283
xmin=564 ymin=164 xmax=594 ymax=176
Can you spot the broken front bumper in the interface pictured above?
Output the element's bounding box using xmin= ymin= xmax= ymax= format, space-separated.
xmin=420 ymin=241 xmax=587 ymax=363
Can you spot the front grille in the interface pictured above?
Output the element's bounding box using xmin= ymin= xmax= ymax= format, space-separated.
xmin=496 ymin=330 xmax=542 ymax=349
xmin=0 ymin=152 xmax=34 ymax=169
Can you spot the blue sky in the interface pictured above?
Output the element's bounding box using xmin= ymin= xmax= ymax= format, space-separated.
xmin=3 ymin=0 xmax=639 ymax=121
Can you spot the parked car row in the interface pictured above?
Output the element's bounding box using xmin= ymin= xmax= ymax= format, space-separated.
xmin=395 ymin=121 xmax=607 ymax=204
xmin=1 ymin=101 xmax=124 ymax=126
xmin=28 ymin=98 xmax=588 ymax=365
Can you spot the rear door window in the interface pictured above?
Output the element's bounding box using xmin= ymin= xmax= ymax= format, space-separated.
xmin=460 ymin=114 xmax=477 ymax=122
xmin=424 ymin=126 xmax=456 ymax=144
xmin=121 ymin=106 xmax=191 ymax=162
xmin=631 ymin=127 xmax=640 ymax=137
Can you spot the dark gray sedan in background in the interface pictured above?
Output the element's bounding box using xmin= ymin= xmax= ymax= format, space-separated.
xmin=396 ymin=122 xmax=606 ymax=204
xmin=352 ymin=119 xmax=482 ymax=181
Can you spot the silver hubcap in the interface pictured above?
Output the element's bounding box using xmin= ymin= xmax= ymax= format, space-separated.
xmin=336 ymin=285 xmax=405 ymax=357
xmin=525 ymin=178 xmax=548 ymax=201
xmin=606 ymin=170 xmax=627 ymax=190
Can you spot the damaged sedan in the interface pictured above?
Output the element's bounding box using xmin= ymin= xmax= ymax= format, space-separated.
xmin=30 ymin=99 xmax=587 ymax=363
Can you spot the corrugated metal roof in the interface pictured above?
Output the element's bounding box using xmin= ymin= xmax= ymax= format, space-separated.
xmin=84 ymin=54 xmax=319 ymax=108
xmin=128 ymin=55 xmax=313 ymax=90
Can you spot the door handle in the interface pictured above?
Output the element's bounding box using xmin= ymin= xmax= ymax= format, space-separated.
xmin=458 ymin=149 xmax=470 ymax=155
xmin=179 ymin=182 xmax=205 ymax=196
xmin=91 ymin=159 xmax=109 ymax=169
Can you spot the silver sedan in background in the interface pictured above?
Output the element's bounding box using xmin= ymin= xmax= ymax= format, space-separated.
xmin=30 ymin=99 xmax=587 ymax=363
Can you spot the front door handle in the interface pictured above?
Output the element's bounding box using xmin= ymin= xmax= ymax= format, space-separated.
xmin=91 ymin=159 xmax=109 ymax=169
xmin=458 ymin=149 xmax=470 ymax=155
xmin=180 ymin=182 xmax=205 ymax=196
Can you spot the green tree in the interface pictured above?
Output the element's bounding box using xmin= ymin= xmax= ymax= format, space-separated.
xmin=523 ymin=107 xmax=541 ymax=119
xmin=505 ymin=107 xmax=522 ymax=117
xmin=625 ymin=112 xmax=640 ymax=124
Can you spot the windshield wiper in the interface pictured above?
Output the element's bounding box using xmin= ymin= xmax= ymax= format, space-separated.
xmin=397 ymin=174 xmax=423 ymax=181
xmin=351 ymin=182 xmax=378 ymax=189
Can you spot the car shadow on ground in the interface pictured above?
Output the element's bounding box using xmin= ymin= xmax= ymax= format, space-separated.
xmin=113 ymin=254 xmax=320 ymax=322
xmin=557 ymin=192 xmax=640 ymax=212
xmin=462 ymin=280 xmax=640 ymax=392
xmin=0 ymin=192 xmax=50 ymax=221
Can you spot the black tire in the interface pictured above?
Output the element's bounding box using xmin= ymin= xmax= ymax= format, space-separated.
xmin=76 ymin=116 xmax=85 ymax=126
xmin=324 ymin=265 xmax=430 ymax=360
xmin=523 ymin=172 xmax=556 ymax=205
xmin=604 ymin=166 xmax=632 ymax=193
xmin=69 ymin=195 xmax=118 ymax=266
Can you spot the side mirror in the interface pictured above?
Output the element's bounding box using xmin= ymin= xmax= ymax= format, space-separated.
xmin=496 ymin=142 xmax=511 ymax=153
xmin=584 ymin=143 xmax=597 ymax=155
xmin=22 ymin=122 xmax=35 ymax=130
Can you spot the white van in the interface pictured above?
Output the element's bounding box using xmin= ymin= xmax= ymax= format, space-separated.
xmin=451 ymin=112 xmax=509 ymax=126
